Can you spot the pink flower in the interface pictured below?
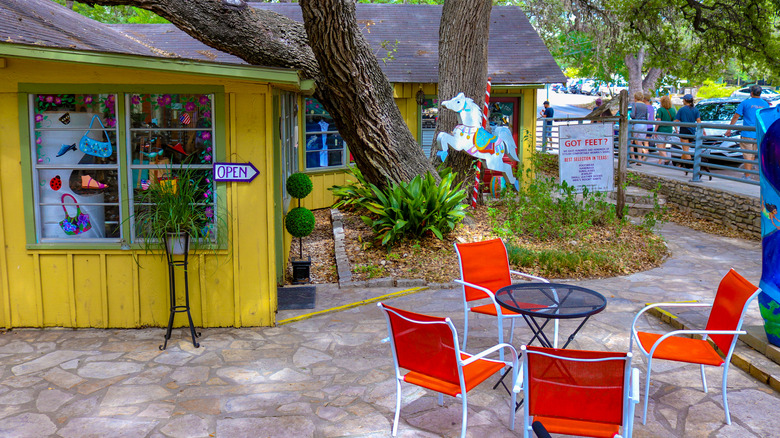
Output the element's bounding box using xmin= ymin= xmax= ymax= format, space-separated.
xmin=206 ymin=147 xmax=212 ymax=152
xmin=38 ymin=95 xmax=45 ymax=101
xmin=203 ymin=110 xmax=211 ymax=119
xmin=204 ymin=155 xmax=212 ymax=161
xmin=205 ymin=207 xmax=214 ymax=218
xmin=84 ymin=95 xmax=93 ymax=104
xmin=201 ymin=132 xmax=211 ymax=140
xmin=54 ymin=96 xmax=62 ymax=105
xmin=131 ymin=95 xmax=140 ymax=105
xmin=34 ymin=114 xmax=43 ymax=122
xmin=105 ymin=117 xmax=116 ymax=127
xmin=161 ymin=94 xmax=171 ymax=105
xmin=36 ymin=137 xmax=42 ymax=145
xmin=106 ymin=95 xmax=115 ymax=104
xmin=203 ymin=192 xmax=210 ymax=199
xmin=185 ymin=102 xmax=196 ymax=112
xmin=45 ymin=95 xmax=53 ymax=103
xmin=198 ymin=95 xmax=210 ymax=105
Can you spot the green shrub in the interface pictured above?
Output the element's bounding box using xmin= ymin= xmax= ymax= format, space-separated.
xmin=361 ymin=168 xmax=467 ymax=246
xmin=696 ymin=80 xmax=738 ymax=99
xmin=286 ymin=172 xmax=313 ymax=199
xmin=329 ymin=167 xmax=376 ymax=210
xmin=285 ymin=207 xmax=315 ymax=237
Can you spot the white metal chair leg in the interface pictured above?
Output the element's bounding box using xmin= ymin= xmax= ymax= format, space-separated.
xmin=463 ymin=310 xmax=470 ymax=350
xmin=460 ymin=393 xmax=468 ymax=438
xmin=497 ymin=318 xmax=505 ymax=363
xmin=700 ymin=364 xmax=708 ymax=393
xmin=553 ymin=319 xmax=559 ymax=348
xmin=392 ymin=378 xmax=402 ymax=436
xmin=722 ymin=366 xmax=732 ymax=425
xmin=642 ymin=359 xmax=653 ymax=425
xmin=438 ymin=393 xmax=444 ymax=406
xmin=509 ymin=364 xmax=517 ymax=431
xmin=509 ymin=318 xmax=516 ymax=344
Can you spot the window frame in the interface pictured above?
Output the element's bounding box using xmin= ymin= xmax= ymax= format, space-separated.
xmin=19 ymin=84 xmax=226 ymax=250
xmin=303 ymin=97 xmax=348 ymax=172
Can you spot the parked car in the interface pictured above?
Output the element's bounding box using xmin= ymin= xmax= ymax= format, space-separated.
xmin=580 ymin=79 xmax=597 ymax=95
xmin=730 ymin=86 xmax=780 ymax=99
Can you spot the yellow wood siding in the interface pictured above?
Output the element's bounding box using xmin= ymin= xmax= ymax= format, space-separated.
xmin=0 ymin=58 xmax=277 ymax=328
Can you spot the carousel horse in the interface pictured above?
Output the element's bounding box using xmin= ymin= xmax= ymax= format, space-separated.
xmin=436 ymin=92 xmax=520 ymax=190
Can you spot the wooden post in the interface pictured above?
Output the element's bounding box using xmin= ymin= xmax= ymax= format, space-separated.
xmin=616 ymin=90 xmax=628 ymax=219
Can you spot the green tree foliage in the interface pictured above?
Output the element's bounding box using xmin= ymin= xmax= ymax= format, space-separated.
xmin=51 ymin=0 xmax=167 ymax=23
xmin=509 ymin=0 xmax=780 ymax=86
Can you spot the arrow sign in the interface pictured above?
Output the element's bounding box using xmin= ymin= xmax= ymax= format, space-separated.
xmin=213 ymin=162 xmax=259 ymax=182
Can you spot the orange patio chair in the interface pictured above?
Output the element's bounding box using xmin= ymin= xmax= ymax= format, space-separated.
xmin=454 ymin=238 xmax=557 ymax=362
xmin=629 ymin=268 xmax=760 ymax=425
xmin=520 ymin=345 xmax=640 ymax=438
xmin=378 ymin=302 xmax=518 ymax=438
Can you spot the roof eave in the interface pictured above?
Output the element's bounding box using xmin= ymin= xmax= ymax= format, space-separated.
xmin=0 ymin=42 xmax=313 ymax=92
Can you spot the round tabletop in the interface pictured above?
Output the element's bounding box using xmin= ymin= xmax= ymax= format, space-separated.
xmin=495 ymin=283 xmax=607 ymax=319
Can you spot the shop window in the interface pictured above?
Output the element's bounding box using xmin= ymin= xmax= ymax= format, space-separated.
xmin=420 ymin=97 xmax=438 ymax=157
xmin=127 ymin=93 xmax=217 ymax=244
xmin=31 ymin=93 xmax=121 ymax=241
xmin=280 ymin=92 xmax=299 ymax=211
xmin=28 ymin=91 xmax=219 ymax=246
xmin=304 ymin=98 xmax=346 ymax=170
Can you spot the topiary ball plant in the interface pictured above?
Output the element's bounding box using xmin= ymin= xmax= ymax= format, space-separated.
xmin=286 ymin=172 xmax=313 ymax=199
xmin=285 ymin=173 xmax=315 ymax=274
xmin=285 ymin=207 xmax=315 ymax=238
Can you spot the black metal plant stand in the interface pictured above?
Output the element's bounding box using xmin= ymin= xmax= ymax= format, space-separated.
xmin=159 ymin=234 xmax=201 ymax=350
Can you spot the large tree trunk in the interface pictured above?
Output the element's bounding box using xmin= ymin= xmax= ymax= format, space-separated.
xmin=300 ymin=0 xmax=435 ymax=188
xmin=82 ymin=0 xmax=436 ymax=188
xmin=436 ymin=0 xmax=492 ymax=190
xmin=625 ymin=48 xmax=664 ymax=96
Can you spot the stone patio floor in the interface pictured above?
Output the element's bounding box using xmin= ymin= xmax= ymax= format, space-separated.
xmin=1 ymin=222 xmax=778 ymax=437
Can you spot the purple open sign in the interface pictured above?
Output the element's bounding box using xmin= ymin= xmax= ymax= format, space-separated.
xmin=212 ymin=162 xmax=259 ymax=182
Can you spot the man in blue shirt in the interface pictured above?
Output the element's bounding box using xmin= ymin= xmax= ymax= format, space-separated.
xmin=726 ymin=85 xmax=770 ymax=179
xmin=539 ymin=101 xmax=554 ymax=145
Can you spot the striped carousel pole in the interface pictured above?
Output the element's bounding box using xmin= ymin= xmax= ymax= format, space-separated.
xmin=472 ymin=78 xmax=492 ymax=208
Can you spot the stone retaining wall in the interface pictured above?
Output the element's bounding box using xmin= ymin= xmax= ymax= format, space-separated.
xmin=631 ymin=172 xmax=761 ymax=238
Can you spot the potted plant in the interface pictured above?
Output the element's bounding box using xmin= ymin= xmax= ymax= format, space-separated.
xmin=132 ymin=165 xmax=220 ymax=257
xmin=285 ymin=173 xmax=315 ymax=283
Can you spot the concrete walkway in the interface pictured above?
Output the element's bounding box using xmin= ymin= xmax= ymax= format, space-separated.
xmin=0 ymin=223 xmax=778 ymax=437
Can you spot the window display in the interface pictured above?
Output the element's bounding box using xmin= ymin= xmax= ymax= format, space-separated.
xmin=31 ymin=93 xmax=120 ymax=241
xmin=304 ymin=98 xmax=346 ymax=169
xmin=28 ymin=91 xmax=219 ymax=245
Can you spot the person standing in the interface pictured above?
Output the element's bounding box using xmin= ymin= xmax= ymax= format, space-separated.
xmin=643 ymin=92 xmax=656 ymax=158
xmin=539 ymin=101 xmax=554 ymax=145
xmin=655 ymin=95 xmax=677 ymax=165
xmin=673 ymin=94 xmax=703 ymax=163
xmin=630 ymin=91 xmax=649 ymax=163
xmin=725 ymin=84 xmax=769 ymax=179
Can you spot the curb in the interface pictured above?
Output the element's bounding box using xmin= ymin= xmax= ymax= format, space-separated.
xmin=276 ymin=286 xmax=429 ymax=325
xmin=647 ymin=306 xmax=780 ymax=393
xmin=330 ymin=208 xmax=458 ymax=290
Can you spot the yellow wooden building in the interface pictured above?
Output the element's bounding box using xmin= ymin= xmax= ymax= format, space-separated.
xmin=0 ymin=1 xmax=564 ymax=329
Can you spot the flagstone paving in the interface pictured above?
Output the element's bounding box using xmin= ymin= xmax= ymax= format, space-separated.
xmin=0 ymin=222 xmax=778 ymax=437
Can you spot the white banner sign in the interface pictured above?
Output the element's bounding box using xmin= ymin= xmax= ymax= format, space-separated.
xmin=558 ymin=123 xmax=614 ymax=192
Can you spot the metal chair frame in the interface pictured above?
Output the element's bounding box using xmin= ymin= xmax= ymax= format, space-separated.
xmin=629 ymin=269 xmax=760 ymax=425
xmin=378 ymin=302 xmax=518 ymax=438
xmin=520 ymin=345 xmax=639 ymax=438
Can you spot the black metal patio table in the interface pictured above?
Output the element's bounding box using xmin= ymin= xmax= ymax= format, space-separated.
xmin=495 ymin=283 xmax=607 ymax=349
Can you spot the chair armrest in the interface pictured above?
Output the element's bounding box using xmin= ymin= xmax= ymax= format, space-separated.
xmin=453 ymin=279 xmax=496 ymax=298
xmin=461 ymin=342 xmax=518 ymax=368
xmin=646 ymin=329 xmax=747 ymax=357
xmin=509 ymin=270 xmax=549 ymax=283
xmin=630 ymin=367 xmax=640 ymax=404
xmin=630 ymin=301 xmax=712 ymax=351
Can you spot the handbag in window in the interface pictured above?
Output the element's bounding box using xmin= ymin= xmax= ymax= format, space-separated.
xmin=59 ymin=194 xmax=92 ymax=235
xmin=78 ymin=115 xmax=113 ymax=158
